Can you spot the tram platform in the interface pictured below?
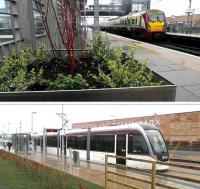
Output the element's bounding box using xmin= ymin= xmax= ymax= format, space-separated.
xmin=169 ymin=150 xmax=200 ymax=163
xmin=100 ymin=31 xmax=200 ymax=101
xmin=1 ymin=147 xmax=200 ymax=189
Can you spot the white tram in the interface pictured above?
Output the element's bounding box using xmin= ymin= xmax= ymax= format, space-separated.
xmin=65 ymin=123 xmax=169 ymax=171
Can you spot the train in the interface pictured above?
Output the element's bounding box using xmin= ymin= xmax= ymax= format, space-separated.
xmin=37 ymin=122 xmax=169 ymax=171
xmin=100 ymin=9 xmax=167 ymax=40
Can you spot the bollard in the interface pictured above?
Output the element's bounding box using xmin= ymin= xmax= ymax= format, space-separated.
xmin=73 ymin=151 xmax=80 ymax=166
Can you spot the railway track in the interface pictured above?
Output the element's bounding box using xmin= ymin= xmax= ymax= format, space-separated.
xmin=102 ymin=30 xmax=200 ymax=56
xmin=152 ymin=41 xmax=200 ymax=57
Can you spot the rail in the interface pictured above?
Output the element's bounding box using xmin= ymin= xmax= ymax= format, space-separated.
xmin=105 ymin=155 xmax=200 ymax=189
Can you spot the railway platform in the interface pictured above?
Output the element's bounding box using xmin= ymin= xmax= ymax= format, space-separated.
xmin=166 ymin=32 xmax=200 ymax=39
xmin=101 ymin=31 xmax=200 ymax=101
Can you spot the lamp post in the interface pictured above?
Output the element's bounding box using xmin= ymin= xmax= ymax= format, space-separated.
xmin=2 ymin=125 xmax=5 ymax=148
xmin=31 ymin=112 xmax=37 ymax=134
xmin=7 ymin=122 xmax=10 ymax=136
xmin=187 ymin=0 xmax=192 ymax=33
xmin=31 ymin=112 xmax=37 ymax=152
xmin=19 ymin=121 xmax=22 ymax=133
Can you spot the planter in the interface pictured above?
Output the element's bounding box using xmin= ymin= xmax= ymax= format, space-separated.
xmin=0 ymin=85 xmax=176 ymax=101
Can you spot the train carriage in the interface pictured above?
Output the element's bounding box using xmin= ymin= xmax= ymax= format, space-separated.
xmin=101 ymin=9 xmax=167 ymax=40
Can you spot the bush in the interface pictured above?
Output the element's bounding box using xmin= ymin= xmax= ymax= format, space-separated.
xmin=0 ymin=47 xmax=44 ymax=91
xmin=91 ymin=34 xmax=163 ymax=88
xmin=49 ymin=74 xmax=89 ymax=90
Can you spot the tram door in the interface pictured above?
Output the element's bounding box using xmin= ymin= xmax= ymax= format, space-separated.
xmin=116 ymin=134 xmax=126 ymax=165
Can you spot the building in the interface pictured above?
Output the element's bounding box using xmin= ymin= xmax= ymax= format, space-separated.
xmin=122 ymin=0 xmax=151 ymax=15
xmin=0 ymin=0 xmax=83 ymax=60
xmin=72 ymin=111 xmax=200 ymax=147
xmin=166 ymin=14 xmax=200 ymax=33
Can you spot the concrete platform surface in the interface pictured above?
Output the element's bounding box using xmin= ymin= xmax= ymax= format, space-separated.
xmin=1 ymin=146 xmax=200 ymax=189
xmin=104 ymin=32 xmax=200 ymax=101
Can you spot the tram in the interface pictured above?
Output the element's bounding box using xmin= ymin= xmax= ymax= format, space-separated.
xmin=64 ymin=123 xmax=169 ymax=171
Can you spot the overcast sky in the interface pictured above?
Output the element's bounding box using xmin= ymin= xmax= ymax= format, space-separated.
xmin=87 ymin=0 xmax=200 ymax=16
xmin=0 ymin=103 xmax=200 ymax=134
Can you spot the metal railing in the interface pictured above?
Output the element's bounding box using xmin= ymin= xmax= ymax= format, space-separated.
xmin=105 ymin=155 xmax=157 ymax=189
xmin=105 ymin=155 xmax=200 ymax=189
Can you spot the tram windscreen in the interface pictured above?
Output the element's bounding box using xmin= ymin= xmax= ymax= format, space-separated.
xmin=145 ymin=130 xmax=167 ymax=154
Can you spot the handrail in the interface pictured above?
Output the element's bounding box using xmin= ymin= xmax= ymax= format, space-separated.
xmin=105 ymin=155 xmax=156 ymax=189
xmin=105 ymin=154 xmax=200 ymax=189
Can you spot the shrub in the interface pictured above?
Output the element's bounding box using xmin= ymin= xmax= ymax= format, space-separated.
xmin=91 ymin=34 xmax=163 ymax=88
xmin=49 ymin=74 xmax=89 ymax=90
xmin=0 ymin=47 xmax=44 ymax=91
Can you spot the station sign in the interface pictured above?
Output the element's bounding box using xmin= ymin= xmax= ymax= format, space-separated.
xmin=46 ymin=129 xmax=58 ymax=132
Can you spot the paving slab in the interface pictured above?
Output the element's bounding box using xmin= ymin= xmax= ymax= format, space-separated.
xmin=104 ymin=32 xmax=200 ymax=101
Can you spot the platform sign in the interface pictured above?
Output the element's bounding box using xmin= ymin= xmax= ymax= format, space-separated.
xmin=171 ymin=15 xmax=176 ymax=19
xmin=46 ymin=129 xmax=58 ymax=132
xmin=186 ymin=8 xmax=193 ymax=14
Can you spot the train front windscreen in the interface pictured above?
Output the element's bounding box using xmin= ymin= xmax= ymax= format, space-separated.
xmin=145 ymin=130 xmax=169 ymax=161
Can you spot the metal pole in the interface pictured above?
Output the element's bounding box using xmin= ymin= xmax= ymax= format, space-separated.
xmin=93 ymin=0 xmax=100 ymax=36
xmin=7 ymin=122 xmax=10 ymax=137
xmin=43 ymin=128 xmax=46 ymax=156
xmin=31 ymin=112 xmax=36 ymax=152
xmin=57 ymin=129 xmax=60 ymax=156
xmin=105 ymin=155 xmax=108 ymax=189
xmin=19 ymin=121 xmax=22 ymax=133
xmin=151 ymin=160 xmax=156 ymax=189
xmin=86 ymin=128 xmax=91 ymax=161
xmin=61 ymin=105 xmax=64 ymax=155
xmin=187 ymin=0 xmax=192 ymax=33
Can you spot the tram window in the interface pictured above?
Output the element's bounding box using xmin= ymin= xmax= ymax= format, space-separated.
xmin=90 ymin=135 xmax=114 ymax=153
xmin=67 ymin=136 xmax=86 ymax=150
xmin=47 ymin=136 xmax=57 ymax=147
xmin=128 ymin=134 xmax=149 ymax=154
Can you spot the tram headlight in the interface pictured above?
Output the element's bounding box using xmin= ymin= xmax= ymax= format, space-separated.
xmin=156 ymin=155 xmax=169 ymax=161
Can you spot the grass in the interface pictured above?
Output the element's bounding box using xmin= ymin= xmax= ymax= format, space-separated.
xmin=0 ymin=157 xmax=103 ymax=189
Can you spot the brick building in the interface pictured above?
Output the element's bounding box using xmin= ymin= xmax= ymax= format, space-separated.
xmin=72 ymin=111 xmax=200 ymax=146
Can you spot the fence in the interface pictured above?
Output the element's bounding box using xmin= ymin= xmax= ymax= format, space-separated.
xmin=105 ymin=155 xmax=200 ymax=189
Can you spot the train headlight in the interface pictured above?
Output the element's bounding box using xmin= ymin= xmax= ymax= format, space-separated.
xmin=163 ymin=26 xmax=167 ymax=32
xmin=147 ymin=24 xmax=151 ymax=31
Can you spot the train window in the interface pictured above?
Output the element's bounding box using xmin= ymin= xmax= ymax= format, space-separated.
xmin=128 ymin=133 xmax=149 ymax=154
xmin=139 ymin=17 xmax=142 ymax=26
xmin=90 ymin=135 xmax=115 ymax=153
xmin=157 ymin=14 xmax=165 ymax=22
xmin=148 ymin=14 xmax=157 ymax=22
xmin=132 ymin=19 xmax=135 ymax=25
